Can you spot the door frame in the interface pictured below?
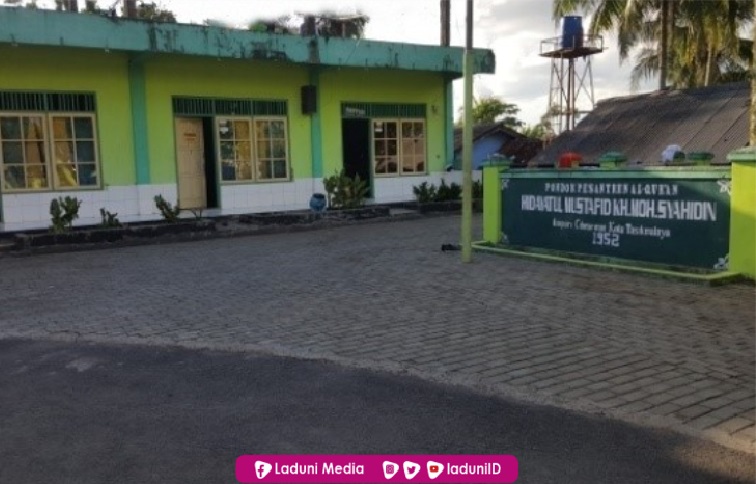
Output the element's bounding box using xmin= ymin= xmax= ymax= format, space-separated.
xmin=174 ymin=116 xmax=219 ymax=210
xmin=341 ymin=117 xmax=373 ymax=198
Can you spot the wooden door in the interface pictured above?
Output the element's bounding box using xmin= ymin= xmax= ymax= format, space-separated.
xmin=175 ymin=117 xmax=207 ymax=210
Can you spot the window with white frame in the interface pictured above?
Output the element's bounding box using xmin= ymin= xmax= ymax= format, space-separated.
xmin=0 ymin=113 xmax=99 ymax=191
xmin=217 ymin=116 xmax=289 ymax=183
xmin=218 ymin=117 xmax=254 ymax=182
xmin=373 ymin=119 xmax=426 ymax=176
xmin=51 ymin=115 xmax=99 ymax=188
xmin=255 ymin=118 xmax=288 ymax=180
xmin=1 ymin=115 xmax=48 ymax=190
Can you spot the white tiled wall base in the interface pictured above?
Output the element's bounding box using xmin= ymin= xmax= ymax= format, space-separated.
xmin=219 ymin=179 xmax=316 ymax=214
xmin=1 ymin=173 xmax=475 ymax=231
xmin=0 ymin=184 xmax=176 ymax=232
xmin=373 ymin=171 xmax=480 ymax=204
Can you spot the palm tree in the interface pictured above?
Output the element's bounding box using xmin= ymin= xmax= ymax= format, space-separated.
xmin=552 ymin=0 xmax=753 ymax=89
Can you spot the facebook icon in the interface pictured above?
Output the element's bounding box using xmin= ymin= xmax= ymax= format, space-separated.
xmin=254 ymin=461 xmax=272 ymax=480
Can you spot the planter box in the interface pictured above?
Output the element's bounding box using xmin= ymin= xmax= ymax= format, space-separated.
xmin=239 ymin=213 xmax=317 ymax=225
xmin=396 ymin=200 xmax=483 ymax=213
xmin=324 ymin=206 xmax=390 ymax=220
xmin=14 ymin=220 xmax=216 ymax=251
xmin=239 ymin=206 xmax=390 ymax=225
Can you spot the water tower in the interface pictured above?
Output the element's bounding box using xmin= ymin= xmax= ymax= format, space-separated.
xmin=540 ymin=17 xmax=605 ymax=134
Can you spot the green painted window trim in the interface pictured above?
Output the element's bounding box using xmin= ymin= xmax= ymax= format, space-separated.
xmin=341 ymin=102 xmax=426 ymax=119
xmin=0 ymin=91 xmax=96 ymax=112
xmin=172 ymin=97 xmax=287 ymax=117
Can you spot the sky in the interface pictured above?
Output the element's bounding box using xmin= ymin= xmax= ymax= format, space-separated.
xmin=39 ymin=0 xmax=659 ymax=127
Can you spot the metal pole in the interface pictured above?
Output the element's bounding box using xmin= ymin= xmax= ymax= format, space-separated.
xmin=441 ymin=0 xmax=451 ymax=47
xmin=567 ymin=59 xmax=574 ymax=130
xmin=461 ymin=0 xmax=474 ymax=263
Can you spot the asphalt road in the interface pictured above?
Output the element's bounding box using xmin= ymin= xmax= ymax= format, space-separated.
xmin=0 ymin=339 xmax=753 ymax=484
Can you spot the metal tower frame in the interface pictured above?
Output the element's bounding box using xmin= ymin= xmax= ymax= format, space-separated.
xmin=540 ymin=35 xmax=605 ymax=134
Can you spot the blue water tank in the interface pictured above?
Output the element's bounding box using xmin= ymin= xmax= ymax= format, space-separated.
xmin=562 ymin=16 xmax=584 ymax=49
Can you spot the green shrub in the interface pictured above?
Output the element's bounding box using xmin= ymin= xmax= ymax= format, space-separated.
xmin=323 ymin=170 xmax=369 ymax=209
xmin=99 ymin=208 xmax=122 ymax=228
xmin=472 ymin=180 xmax=484 ymax=199
xmin=49 ymin=196 xmax=82 ymax=234
xmin=412 ymin=182 xmax=438 ymax=204
xmin=154 ymin=195 xmax=181 ymax=222
xmin=413 ymin=180 xmax=462 ymax=203
xmin=436 ymin=180 xmax=461 ymax=202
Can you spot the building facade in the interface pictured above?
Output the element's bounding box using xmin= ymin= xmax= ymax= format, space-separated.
xmin=0 ymin=8 xmax=495 ymax=230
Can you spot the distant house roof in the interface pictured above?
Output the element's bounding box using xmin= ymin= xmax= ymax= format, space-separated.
xmin=453 ymin=122 xmax=542 ymax=164
xmin=535 ymin=82 xmax=750 ymax=165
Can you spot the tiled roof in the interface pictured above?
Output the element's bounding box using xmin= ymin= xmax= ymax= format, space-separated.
xmin=533 ymin=82 xmax=750 ymax=165
xmin=453 ymin=122 xmax=543 ymax=163
xmin=453 ymin=122 xmax=521 ymax=152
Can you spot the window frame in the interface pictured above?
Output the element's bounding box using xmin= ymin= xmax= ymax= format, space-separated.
xmin=0 ymin=112 xmax=51 ymax=192
xmin=48 ymin=112 xmax=101 ymax=191
xmin=399 ymin=119 xmax=427 ymax=175
xmin=253 ymin=116 xmax=290 ymax=183
xmin=216 ymin=116 xmax=255 ymax=184
xmin=371 ymin=117 xmax=427 ymax=178
xmin=215 ymin=115 xmax=291 ymax=185
xmin=0 ymin=111 xmax=101 ymax=193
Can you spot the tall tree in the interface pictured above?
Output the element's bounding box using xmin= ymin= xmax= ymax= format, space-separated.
xmin=458 ymin=97 xmax=524 ymax=127
xmin=553 ymin=0 xmax=753 ymax=89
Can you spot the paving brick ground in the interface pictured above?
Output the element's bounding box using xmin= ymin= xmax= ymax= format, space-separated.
xmin=0 ymin=215 xmax=754 ymax=453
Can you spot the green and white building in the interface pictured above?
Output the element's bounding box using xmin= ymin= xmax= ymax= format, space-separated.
xmin=0 ymin=7 xmax=495 ymax=230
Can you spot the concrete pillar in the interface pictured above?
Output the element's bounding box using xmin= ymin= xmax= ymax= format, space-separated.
xmin=483 ymin=165 xmax=503 ymax=244
xmin=727 ymin=148 xmax=756 ymax=279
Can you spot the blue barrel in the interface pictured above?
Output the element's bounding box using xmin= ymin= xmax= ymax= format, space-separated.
xmin=562 ymin=16 xmax=584 ymax=49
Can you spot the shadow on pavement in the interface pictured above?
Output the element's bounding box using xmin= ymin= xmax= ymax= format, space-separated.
xmin=0 ymin=339 xmax=752 ymax=484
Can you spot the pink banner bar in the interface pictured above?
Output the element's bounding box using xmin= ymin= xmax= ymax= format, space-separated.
xmin=236 ymin=455 xmax=518 ymax=483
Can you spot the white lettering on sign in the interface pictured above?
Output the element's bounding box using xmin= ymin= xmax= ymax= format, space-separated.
xmin=524 ymin=196 xmax=716 ymax=222
xmin=552 ymin=216 xmax=673 ymax=248
xmin=544 ymin=182 xmax=680 ymax=197
xmin=344 ymin=107 xmax=367 ymax=117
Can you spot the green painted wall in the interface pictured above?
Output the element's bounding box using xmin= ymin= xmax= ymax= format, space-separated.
xmin=728 ymin=150 xmax=756 ymax=279
xmin=143 ymin=56 xmax=312 ymax=184
xmin=319 ymin=68 xmax=446 ymax=177
xmin=0 ymin=45 xmax=135 ymax=186
xmin=129 ymin=60 xmax=150 ymax=185
xmin=483 ymin=166 xmax=503 ymax=244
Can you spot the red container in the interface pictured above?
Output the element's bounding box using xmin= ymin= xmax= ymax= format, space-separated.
xmin=559 ymin=152 xmax=582 ymax=168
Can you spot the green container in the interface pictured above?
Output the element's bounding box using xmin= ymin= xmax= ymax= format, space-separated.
xmin=688 ymin=152 xmax=715 ymax=165
xmin=598 ymin=151 xmax=627 ymax=169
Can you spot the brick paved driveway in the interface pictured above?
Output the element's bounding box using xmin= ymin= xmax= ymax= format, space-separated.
xmin=1 ymin=215 xmax=754 ymax=452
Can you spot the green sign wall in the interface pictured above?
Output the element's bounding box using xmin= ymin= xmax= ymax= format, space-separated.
xmin=502 ymin=172 xmax=732 ymax=269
